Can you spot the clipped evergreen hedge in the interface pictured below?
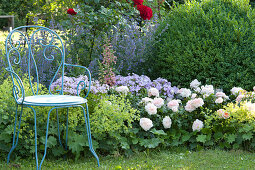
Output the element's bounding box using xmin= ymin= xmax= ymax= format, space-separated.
xmin=146 ymin=0 xmax=255 ymax=92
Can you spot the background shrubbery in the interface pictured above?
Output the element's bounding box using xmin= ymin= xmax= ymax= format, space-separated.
xmin=145 ymin=0 xmax=255 ymax=92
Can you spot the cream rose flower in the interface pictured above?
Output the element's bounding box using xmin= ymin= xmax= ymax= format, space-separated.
xmin=141 ymin=97 xmax=153 ymax=105
xmin=190 ymin=79 xmax=201 ymax=89
xmin=185 ymin=98 xmax=204 ymax=112
xmin=162 ymin=116 xmax=172 ymax=129
xmin=140 ymin=118 xmax=153 ymax=131
xmin=215 ymin=92 xmax=228 ymax=99
xmin=200 ymin=85 xmax=214 ymax=97
xmin=230 ymin=87 xmax=243 ymax=96
xmin=145 ymin=103 xmax=157 ymax=115
xmin=148 ymin=88 xmax=160 ymax=97
xmin=178 ymin=88 xmax=191 ymax=98
xmin=192 ymin=119 xmax=204 ymax=131
xmin=191 ymin=93 xmax=197 ymax=99
xmin=215 ymin=97 xmax=223 ymax=104
xmin=236 ymin=95 xmax=245 ymax=102
xmin=152 ymin=97 xmax=164 ymax=108
xmin=115 ymin=86 xmax=129 ymax=95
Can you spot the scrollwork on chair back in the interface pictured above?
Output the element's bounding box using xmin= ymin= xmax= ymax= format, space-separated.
xmin=5 ymin=26 xmax=66 ymax=102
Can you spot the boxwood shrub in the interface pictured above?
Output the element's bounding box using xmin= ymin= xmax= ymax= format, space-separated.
xmin=145 ymin=0 xmax=255 ymax=92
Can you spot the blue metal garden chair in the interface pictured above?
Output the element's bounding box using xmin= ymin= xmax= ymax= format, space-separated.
xmin=5 ymin=25 xmax=100 ymax=169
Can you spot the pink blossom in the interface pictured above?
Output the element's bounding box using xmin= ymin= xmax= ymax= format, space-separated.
xmin=236 ymin=95 xmax=245 ymax=102
xmin=152 ymin=97 xmax=164 ymax=108
xmin=140 ymin=118 xmax=153 ymax=131
xmin=167 ymin=100 xmax=180 ymax=112
xmin=215 ymin=92 xmax=228 ymax=99
xmin=148 ymin=88 xmax=159 ymax=97
xmin=145 ymin=103 xmax=157 ymax=115
xmin=185 ymin=98 xmax=204 ymax=112
xmin=215 ymin=97 xmax=223 ymax=104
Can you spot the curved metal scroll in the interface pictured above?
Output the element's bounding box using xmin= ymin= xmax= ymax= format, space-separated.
xmin=5 ymin=25 xmax=66 ymax=98
xmin=64 ymin=63 xmax=92 ymax=98
xmin=5 ymin=67 xmax=25 ymax=104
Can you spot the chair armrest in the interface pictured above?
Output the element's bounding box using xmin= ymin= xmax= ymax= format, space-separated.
xmin=64 ymin=63 xmax=91 ymax=98
xmin=5 ymin=67 xmax=25 ymax=104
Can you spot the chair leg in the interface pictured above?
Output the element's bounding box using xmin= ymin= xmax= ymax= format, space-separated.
xmin=7 ymin=105 xmax=23 ymax=164
xmin=28 ymin=106 xmax=39 ymax=170
xmin=65 ymin=108 xmax=69 ymax=150
xmin=39 ymin=107 xmax=55 ymax=170
xmin=56 ymin=108 xmax=63 ymax=147
xmin=81 ymin=104 xmax=100 ymax=167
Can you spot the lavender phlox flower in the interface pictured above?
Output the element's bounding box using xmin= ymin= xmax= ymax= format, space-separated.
xmin=51 ymin=75 xmax=89 ymax=95
xmin=115 ymin=74 xmax=178 ymax=98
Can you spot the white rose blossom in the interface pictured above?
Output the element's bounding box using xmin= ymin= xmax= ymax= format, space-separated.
xmin=141 ymin=97 xmax=153 ymax=105
xmin=215 ymin=92 xmax=228 ymax=99
xmin=192 ymin=119 xmax=204 ymax=131
xmin=230 ymin=87 xmax=243 ymax=96
xmin=140 ymin=118 xmax=153 ymax=131
xmin=185 ymin=98 xmax=204 ymax=112
xmin=200 ymin=85 xmax=214 ymax=97
xmin=152 ymin=97 xmax=164 ymax=108
xmin=246 ymin=102 xmax=255 ymax=113
xmin=215 ymin=97 xmax=223 ymax=104
xmin=145 ymin=103 xmax=157 ymax=115
xmin=115 ymin=86 xmax=129 ymax=95
xmin=191 ymin=93 xmax=197 ymax=99
xmin=190 ymin=79 xmax=201 ymax=89
xmin=167 ymin=100 xmax=181 ymax=112
xmin=178 ymin=88 xmax=191 ymax=98
xmin=236 ymin=94 xmax=245 ymax=102
xmin=162 ymin=116 xmax=172 ymax=129
xmin=148 ymin=88 xmax=160 ymax=97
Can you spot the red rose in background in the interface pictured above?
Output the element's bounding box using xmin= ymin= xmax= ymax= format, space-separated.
xmin=137 ymin=5 xmax=153 ymax=20
xmin=132 ymin=0 xmax=143 ymax=6
xmin=67 ymin=8 xmax=77 ymax=15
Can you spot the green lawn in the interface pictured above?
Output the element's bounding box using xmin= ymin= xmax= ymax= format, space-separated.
xmin=1 ymin=148 xmax=255 ymax=169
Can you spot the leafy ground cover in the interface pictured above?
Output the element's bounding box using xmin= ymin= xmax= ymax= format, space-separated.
xmin=1 ymin=148 xmax=255 ymax=169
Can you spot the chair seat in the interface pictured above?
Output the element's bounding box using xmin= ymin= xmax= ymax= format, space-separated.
xmin=18 ymin=95 xmax=87 ymax=106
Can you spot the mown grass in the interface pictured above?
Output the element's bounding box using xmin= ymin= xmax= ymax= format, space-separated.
xmin=1 ymin=148 xmax=255 ymax=170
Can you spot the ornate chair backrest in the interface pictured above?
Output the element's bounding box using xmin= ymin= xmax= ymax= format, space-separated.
xmin=5 ymin=25 xmax=66 ymax=104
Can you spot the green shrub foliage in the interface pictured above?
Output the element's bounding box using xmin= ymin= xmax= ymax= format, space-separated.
xmin=146 ymin=0 xmax=255 ymax=92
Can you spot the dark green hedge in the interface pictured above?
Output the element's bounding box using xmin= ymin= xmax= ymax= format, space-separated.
xmin=145 ymin=0 xmax=255 ymax=92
